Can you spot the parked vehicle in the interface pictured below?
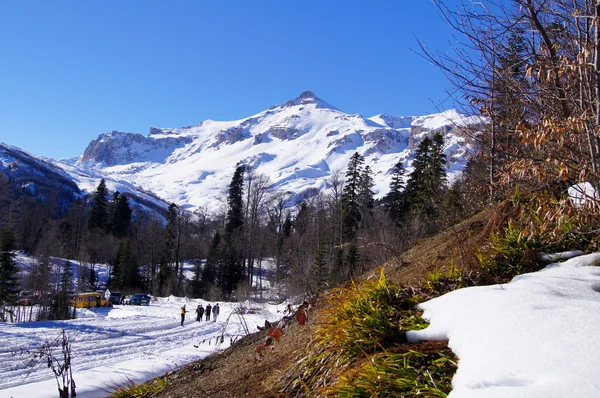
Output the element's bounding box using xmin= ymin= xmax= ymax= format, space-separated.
xmin=126 ymin=293 xmax=151 ymax=305
xmin=71 ymin=292 xmax=109 ymax=308
xmin=18 ymin=296 xmax=32 ymax=306
xmin=109 ymin=292 xmax=124 ymax=305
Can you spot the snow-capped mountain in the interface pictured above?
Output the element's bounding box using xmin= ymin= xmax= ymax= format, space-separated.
xmin=1 ymin=91 xmax=486 ymax=214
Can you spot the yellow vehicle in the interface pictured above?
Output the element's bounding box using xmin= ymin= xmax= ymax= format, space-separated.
xmin=71 ymin=292 xmax=109 ymax=308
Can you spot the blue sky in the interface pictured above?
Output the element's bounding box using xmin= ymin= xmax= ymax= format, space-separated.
xmin=0 ymin=1 xmax=455 ymax=160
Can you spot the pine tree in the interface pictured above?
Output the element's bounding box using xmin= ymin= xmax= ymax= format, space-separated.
xmin=88 ymin=179 xmax=109 ymax=232
xmin=427 ymin=133 xmax=448 ymax=199
xmin=111 ymin=193 xmax=132 ymax=237
xmin=346 ymin=244 xmax=360 ymax=278
xmin=116 ymin=239 xmax=140 ymax=290
xmin=225 ymin=165 xmax=245 ymax=236
xmin=77 ymin=265 xmax=91 ymax=292
xmin=221 ymin=164 xmax=245 ymax=297
xmin=342 ymin=152 xmax=364 ymax=241
xmin=201 ymin=231 xmax=221 ymax=295
xmin=403 ymin=134 xmax=448 ymax=234
xmin=89 ymin=265 xmax=97 ymax=290
xmin=404 ymin=137 xmax=432 ymax=212
xmin=60 ymin=261 xmax=75 ymax=294
xmin=308 ymin=239 xmax=328 ymax=295
xmin=51 ymin=261 xmax=74 ymax=320
xmin=384 ymin=161 xmax=406 ymax=221
xmin=158 ymin=203 xmax=178 ymax=294
xmin=0 ymin=227 xmax=20 ymax=311
xmin=359 ymin=165 xmax=375 ymax=211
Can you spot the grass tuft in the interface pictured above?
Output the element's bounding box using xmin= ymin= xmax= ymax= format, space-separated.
xmin=281 ymin=269 xmax=453 ymax=397
xmin=108 ymin=376 xmax=168 ymax=398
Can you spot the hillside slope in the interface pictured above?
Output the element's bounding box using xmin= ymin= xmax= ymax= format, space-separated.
xmin=147 ymin=208 xmax=493 ymax=398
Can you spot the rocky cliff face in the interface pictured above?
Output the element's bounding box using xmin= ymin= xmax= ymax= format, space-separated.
xmin=81 ymin=131 xmax=192 ymax=165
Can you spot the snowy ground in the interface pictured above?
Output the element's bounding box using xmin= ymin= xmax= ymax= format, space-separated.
xmin=408 ymin=252 xmax=600 ymax=397
xmin=4 ymin=253 xmax=600 ymax=397
xmin=0 ymin=297 xmax=287 ymax=398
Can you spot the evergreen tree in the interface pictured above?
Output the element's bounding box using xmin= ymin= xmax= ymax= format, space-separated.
xmin=77 ymin=265 xmax=91 ymax=292
xmin=190 ymin=259 xmax=203 ymax=298
xmin=111 ymin=193 xmax=132 ymax=237
xmin=51 ymin=261 xmax=74 ymax=320
xmin=88 ymin=179 xmax=109 ymax=232
xmin=225 ymin=165 xmax=245 ymax=236
xmin=331 ymin=246 xmax=345 ymax=282
xmin=116 ymin=239 xmax=140 ymax=289
xmin=157 ymin=203 xmax=177 ymax=294
xmin=308 ymin=239 xmax=328 ymax=295
xmin=282 ymin=211 xmax=293 ymax=238
xmin=346 ymin=244 xmax=360 ymax=278
xmin=60 ymin=261 xmax=75 ymax=293
xmin=201 ymin=231 xmax=221 ymax=295
xmin=384 ymin=161 xmax=406 ymax=221
xmin=359 ymin=165 xmax=375 ymax=211
xmin=403 ymin=134 xmax=448 ymax=234
xmin=89 ymin=265 xmax=97 ymax=290
xmin=0 ymin=227 xmax=20 ymax=311
xmin=427 ymin=133 xmax=448 ymax=199
xmin=341 ymin=152 xmax=364 ymax=241
xmin=404 ymin=137 xmax=432 ymax=212
xmin=221 ymin=164 xmax=245 ymax=297
xmin=443 ymin=181 xmax=464 ymax=226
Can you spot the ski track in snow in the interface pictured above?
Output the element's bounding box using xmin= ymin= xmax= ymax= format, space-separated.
xmin=0 ymin=299 xmax=284 ymax=395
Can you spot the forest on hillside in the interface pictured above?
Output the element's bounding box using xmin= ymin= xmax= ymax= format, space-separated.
xmin=2 ymin=0 xmax=600 ymax=325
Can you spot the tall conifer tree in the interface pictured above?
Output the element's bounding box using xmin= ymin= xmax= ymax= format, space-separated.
xmin=384 ymin=161 xmax=406 ymax=220
xmin=222 ymin=164 xmax=245 ymax=296
xmin=111 ymin=194 xmax=132 ymax=237
xmin=88 ymin=179 xmax=109 ymax=232
xmin=342 ymin=152 xmax=364 ymax=241
xmin=0 ymin=227 xmax=19 ymax=310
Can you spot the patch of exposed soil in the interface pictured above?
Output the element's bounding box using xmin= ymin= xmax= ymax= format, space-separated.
xmin=154 ymin=319 xmax=314 ymax=398
xmin=151 ymin=208 xmax=493 ymax=398
xmin=381 ymin=207 xmax=493 ymax=286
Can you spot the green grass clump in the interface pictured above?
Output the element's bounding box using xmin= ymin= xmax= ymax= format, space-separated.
xmin=424 ymin=262 xmax=478 ymax=295
xmin=331 ymin=350 xmax=456 ymax=397
xmin=316 ymin=269 xmax=427 ymax=358
xmin=108 ymin=377 xmax=167 ymax=398
xmin=283 ymin=270 xmax=444 ymax=397
xmin=477 ymin=220 xmax=543 ymax=283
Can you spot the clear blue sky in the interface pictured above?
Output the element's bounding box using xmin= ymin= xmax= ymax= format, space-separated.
xmin=0 ymin=0 xmax=456 ymax=160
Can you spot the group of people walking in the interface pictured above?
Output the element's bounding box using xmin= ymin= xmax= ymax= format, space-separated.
xmin=196 ymin=303 xmax=219 ymax=322
xmin=180 ymin=303 xmax=220 ymax=326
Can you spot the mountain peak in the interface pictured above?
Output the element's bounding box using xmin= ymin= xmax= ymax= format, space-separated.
xmin=279 ymin=91 xmax=338 ymax=110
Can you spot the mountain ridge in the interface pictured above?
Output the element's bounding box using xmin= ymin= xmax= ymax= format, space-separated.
xmin=0 ymin=92 xmax=486 ymax=214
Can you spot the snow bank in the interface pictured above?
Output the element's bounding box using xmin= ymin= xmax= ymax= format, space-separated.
xmin=407 ymin=253 xmax=600 ymax=397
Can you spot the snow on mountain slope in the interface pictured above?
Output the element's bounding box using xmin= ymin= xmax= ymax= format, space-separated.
xmin=3 ymin=92 xmax=486 ymax=214
xmin=0 ymin=142 xmax=171 ymax=215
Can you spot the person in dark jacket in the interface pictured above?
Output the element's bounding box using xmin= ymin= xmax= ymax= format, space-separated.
xmin=196 ymin=304 xmax=204 ymax=322
xmin=196 ymin=304 xmax=205 ymax=322
xmin=212 ymin=303 xmax=220 ymax=322
xmin=180 ymin=305 xmax=187 ymax=326
xmin=205 ymin=303 xmax=212 ymax=321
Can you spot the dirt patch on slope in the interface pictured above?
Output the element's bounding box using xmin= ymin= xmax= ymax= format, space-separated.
xmin=155 ymin=320 xmax=314 ymax=398
xmin=381 ymin=207 xmax=493 ymax=286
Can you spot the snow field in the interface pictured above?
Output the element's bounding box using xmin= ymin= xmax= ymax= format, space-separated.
xmin=0 ymin=297 xmax=287 ymax=398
